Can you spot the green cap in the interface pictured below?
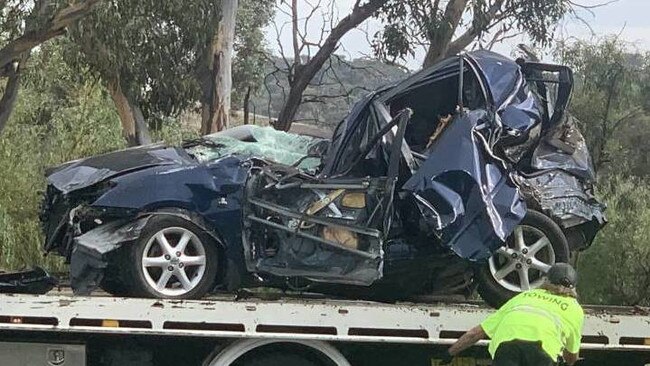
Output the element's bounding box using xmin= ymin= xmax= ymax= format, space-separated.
xmin=548 ymin=263 xmax=577 ymax=288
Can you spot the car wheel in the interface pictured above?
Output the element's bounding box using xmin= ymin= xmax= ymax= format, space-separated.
xmin=126 ymin=215 xmax=219 ymax=299
xmin=477 ymin=210 xmax=569 ymax=308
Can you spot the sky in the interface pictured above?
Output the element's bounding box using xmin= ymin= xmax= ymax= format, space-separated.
xmin=265 ymin=0 xmax=649 ymax=69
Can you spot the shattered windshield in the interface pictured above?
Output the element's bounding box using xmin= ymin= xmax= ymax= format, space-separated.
xmin=185 ymin=125 xmax=326 ymax=170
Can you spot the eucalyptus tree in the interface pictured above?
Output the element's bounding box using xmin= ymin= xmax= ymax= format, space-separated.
xmin=68 ymin=0 xmax=273 ymax=145
xmin=373 ymin=0 xmax=575 ymax=68
xmin=558 ymin=37 xmax=650 ymax=176
xmin=0 ymin=0 xmax=99 ymax=134
xmin=232 ymin=0 xmax=274 ymax=125
xmin=270 ymin=0 xmax=576 ymax=131
xmin=200 ymin=0 xmax=273 ymax=133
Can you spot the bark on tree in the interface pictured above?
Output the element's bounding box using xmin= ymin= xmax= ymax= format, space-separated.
xmin=273 ymin=0 xmax=388 ymax=131
xmin=422 ymin=0 xmax=468 ymax=68
xmin=243 ymin=85 xmax=251 ymax=125
xmin=0 ymin=61 xmax=23 ymax=133
xmin=201 ymin=0 xmax=238 ymax=135
xmin=132 ymin=103 xmax=152 ymax=145
xmin=107 ymin=76 xmax=151 ymax=147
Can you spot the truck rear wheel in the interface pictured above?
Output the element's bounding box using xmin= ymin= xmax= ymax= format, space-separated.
xmin=207 ymin=340 xmax=350 ymax=366
xmin=477 ymin=210 xmax=570 ymax=308
xmin=233 ymin=351 xmax=326 ymax=366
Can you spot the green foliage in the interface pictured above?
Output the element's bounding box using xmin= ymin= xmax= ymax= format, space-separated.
xmin=232 ymin=0 xmax=275 ymax=107
xmin=150 ymin=116 xmax=200 ymax=146
xmin=373 ymin=0 xmax=570 ymax=65
xmin=66 ymin=0 xmax=274 ymax=126
xmin=560 ymin=38 xmax=650 ymax=305
xmin=0 ymin=1 xmax=31 ymax=43
xmin=0 ymin=42 xmax=125 ymax=270
xmin=558 ymin=37 xmax=650 ymax=177
xmin=373 ymin=1 xmax=439 ymax=62
xmin=67 ymin=0 xmax=212 ymax=119
xmin=0 ymin=1 xmax=70 ymax=45
xmin=0 ymin=40 xmax=204 ymax=270
xmin=578 ymin=176 xmax=650 ymax=306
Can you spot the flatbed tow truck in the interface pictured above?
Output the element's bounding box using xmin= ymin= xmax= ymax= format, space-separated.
xmin=1 ymin=288 xmax=649 ymax=366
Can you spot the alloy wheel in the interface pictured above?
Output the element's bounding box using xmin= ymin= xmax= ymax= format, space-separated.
xmin=141 ymin=227 xmax=207 ymax=296
xmin=488 ymin=225 xmax=556 ymax=292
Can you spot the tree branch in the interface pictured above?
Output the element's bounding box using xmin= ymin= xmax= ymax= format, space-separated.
xmin=0 ymin=0 xmax=101 ymax=70
xmin=0 ymin=0 xmax=59 ymax=134
xmin=291 ymin=0 xmax=300 ymax=65
xmin=275 ymin=0 xmax=389 ymax=130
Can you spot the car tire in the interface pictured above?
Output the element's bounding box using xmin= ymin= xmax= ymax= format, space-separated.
xmin=125 ymin=215 xmax=219 ymax=299
xmin=477 ymin=210 xmax=570 ymax=308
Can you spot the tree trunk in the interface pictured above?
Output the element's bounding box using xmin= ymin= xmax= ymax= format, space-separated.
xmin=0 ymin=61 xmax=22 ymax=134
xmin=274 ymin=0 xmax=388 ymax=131
xmin=422 ymin=0 xmax=469 ymax=68
xmin=132 ymin=104 xmax=152 ymax=145
xmin=422 ymin=0 xmax=506 ymax=68
xmin=201 ymin=0 xmax=238 ymax=135
xmin=276 ymin=77 xmax=309 ymax=131
xmin=243 ymin=85 xmax=251 ymax=125
xmin=107 ymin=76 xmax=150 ymax=147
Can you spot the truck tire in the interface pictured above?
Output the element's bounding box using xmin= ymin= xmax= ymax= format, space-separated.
xmin=477 ymin=210 xmax=570 ymax=308
xmin=233 ymin=351 xmax=325 ymax=366
xmin=125 ymin=215 xmax=219 ymax=299
xmin=207 ymin=339 xmax=350 ymax=366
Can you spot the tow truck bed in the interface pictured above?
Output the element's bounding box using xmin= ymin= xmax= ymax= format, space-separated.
xmin=1 ymin=292 xmax=649 ymax=365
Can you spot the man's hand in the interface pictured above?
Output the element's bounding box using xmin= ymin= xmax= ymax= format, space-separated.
xmin=562 ymin=350 xmax=580 ymax=366
xmin=439 ymin=350 xmax=454 ymax=365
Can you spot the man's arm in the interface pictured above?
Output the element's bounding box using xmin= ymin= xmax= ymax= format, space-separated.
xmin=449 ymin=325 xmax=487 ymax=356
xmin=563 ymin=350 xmax=578 ymax=365
xmin=563 ymin=305 xmax=584 ymax=366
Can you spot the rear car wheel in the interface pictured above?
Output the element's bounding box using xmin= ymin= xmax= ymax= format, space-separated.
xmin=126 ymin=215 xmax=219 ymax=299
xmin=477 ymin=210 xmax=569 ymax=308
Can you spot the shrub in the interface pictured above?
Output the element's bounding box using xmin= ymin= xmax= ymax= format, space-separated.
xmin=578 ymin=175 xmax=650 ymax=305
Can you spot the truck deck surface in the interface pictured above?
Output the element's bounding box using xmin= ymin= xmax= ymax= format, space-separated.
xmin=1 ymin=291 xmax=648 ymax=352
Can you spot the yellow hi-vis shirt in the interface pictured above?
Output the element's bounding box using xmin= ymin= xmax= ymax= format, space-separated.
xmin=480 ymin=289 xmax=584 ymax=360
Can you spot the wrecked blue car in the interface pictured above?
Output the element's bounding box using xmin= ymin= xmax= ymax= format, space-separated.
xmin=40 ymin=51 xmax=605 ymax=307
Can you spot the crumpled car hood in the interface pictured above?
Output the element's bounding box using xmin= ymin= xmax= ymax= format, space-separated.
xmin=46 ymin=125 xmax=328 ymax=195
xmin=46 ymin=144 xmax=191 ymax=194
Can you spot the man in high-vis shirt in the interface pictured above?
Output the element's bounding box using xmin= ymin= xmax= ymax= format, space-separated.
xmin=442 ymin=263 xmax=584 ymax=366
